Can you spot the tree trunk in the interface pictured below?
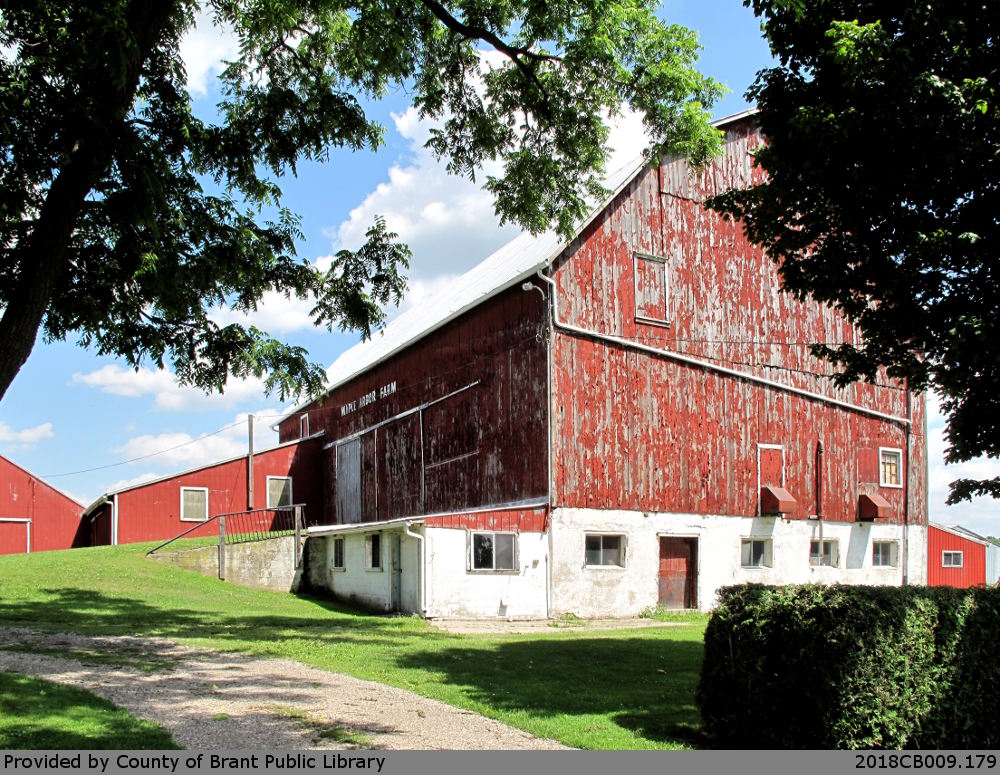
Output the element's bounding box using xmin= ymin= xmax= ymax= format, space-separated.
xmin=0 ymin=0 xmax=179 ymax=403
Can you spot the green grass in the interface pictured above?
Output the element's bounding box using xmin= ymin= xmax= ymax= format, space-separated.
xmin=0 ymin=672 xmax=178 ymax=749
xmin=0 ymin=543 xmax=708 ymax=749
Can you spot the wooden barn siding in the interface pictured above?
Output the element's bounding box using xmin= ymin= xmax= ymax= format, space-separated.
xmin=0 ymin=456 xmax=85 ymax=553
xmin=928 ymin=526 xmax=986 ymax=587
xmin=550 ymin=117 xmax=927 ymax=524
xmin=279 ymin=286 xmax=549 ymax=524
xmin=110 ymin=440 xmax=323 ymax=545
xmin=425 ymin=506 xmax=548 ymax=532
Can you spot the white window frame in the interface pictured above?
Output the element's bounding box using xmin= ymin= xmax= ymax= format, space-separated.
xmin=331 ymin=536 xmax=345 ymax=571
xmin=266 ymin=476 xmax=293 ymax=509
xmin=584 ymin=533 xmax=627 ymax=568
xmin=879 ymin=447 xmax=904 ymax=489
xmin=942 ymin=550 xmax=964 ymax=568
xmin=633 ymin=251 xmax=670 ymax=327
xmin=741 ymin=538 xmax=773 ymax=569
xmin=468 ymin=530 xmax=518 ymax=573
xmin=365 ymin=532 xmax=383 ymax=571
xmin=872 ymin=540 xmax=899 ymax=568
xmin=179 ymin=487 xmax=209 ymax=522
xmin=299 ymin=413 xmax=310 ymax=438
xmin=809 ymin=539 xmax=839 ymax=568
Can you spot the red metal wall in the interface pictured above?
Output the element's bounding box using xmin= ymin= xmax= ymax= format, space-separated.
xmin=928 ymin=525 xmax=986 ymax=587
xmin=425 ymin=505 xmax=548 ymax=532
xmin=90 ymin=438 xmax=323 ymax=545
xmin=0 ymin=455 xmax=85 ymax=554
xmin=278 ymin=285 xmax=549 ymax=525
xmin=549 ymin=117 xmax=927 ymax=524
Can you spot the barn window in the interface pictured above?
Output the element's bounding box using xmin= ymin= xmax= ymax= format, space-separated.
xmin=872 ymin=541 xmax=898 ymax=567
xmin=266 ymin=476 xmax=293 ymax=509
xmin=331 ymin=537 xmax=345 ymax=570
xmin=879 ymin=447 xmax=903 ymax=488
xmin=809 ymin=539 xmax=839 ymax=567
xmin=633 ymin=252 xmax=669 ymax=325
xmin=942 ymin=550 xmax=964 ymax=568
xmin=470 ymin=532 xmax=517 ymax=572
xmin=584 ymin=534 xmax=625 ymax=567
xmin=180 ymin=487 xmax=209 ymax=522
xmin=299 ymin=414 xmax=309 ymax=438
xmin=366 ymin=533 xmax=382 ymax=570
xmin=741 ymin=538 xmax=773 ymax=568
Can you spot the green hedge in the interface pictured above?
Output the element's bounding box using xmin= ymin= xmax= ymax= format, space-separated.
xmin=697 ymin=584 xmax=1000 ymax=749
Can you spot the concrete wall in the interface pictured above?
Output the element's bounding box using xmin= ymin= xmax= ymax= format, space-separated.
xmin=304 ymin=529 xmax=421 ymax=613
xmin=423 ymin=526 xmax=548 ymax=619
xmin=152 ymin=535 xmax=299 ymax=591
xmin=550 ymin=507 xmax=927 ymax=616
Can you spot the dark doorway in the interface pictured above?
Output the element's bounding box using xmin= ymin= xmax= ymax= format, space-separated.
xmin=658 ymin=537 xmax=698 ymax=609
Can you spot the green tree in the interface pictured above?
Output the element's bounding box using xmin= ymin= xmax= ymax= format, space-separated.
xmin=0 ymin=0 xmax=722 ymax=403
xmin=710 ymin=0 xmax=999 ymax=502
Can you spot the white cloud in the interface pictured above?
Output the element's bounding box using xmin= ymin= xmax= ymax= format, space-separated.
xmin=209 ymin=289 xmax=319 ymax=335
xmin=71 ymin=365 xmax=269 ymax=412
xmin=925 ymin=392 xmax=1000 ymax=538
xmin=0 ymin=420 xmax=54 ymax=444
xmin=106 ymin=472 xmax=162 ymax=492
xmin=331 ymin=97 xmax=650 ymax=286
xmin=178 ymin=8 xmax=239 ymax=96
xmin=113 ymin=410 xmax=282 ymax=473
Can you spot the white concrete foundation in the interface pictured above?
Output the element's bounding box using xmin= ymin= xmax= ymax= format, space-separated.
xmin=424 ymin=527 xmax=548 ymax=619
xmin=549 ymin=507 xmax=928 ymax=616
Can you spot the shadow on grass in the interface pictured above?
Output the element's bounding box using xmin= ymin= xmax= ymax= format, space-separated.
xmin=398 ymin=636 xmax=705 ymax=746
xmin=0 ymin=586 xmax=446 ymax=648
xmin=0 ymin=672 xmax=178 ymax=749
xmin=0 ymin=581 xmax=707 ymax=748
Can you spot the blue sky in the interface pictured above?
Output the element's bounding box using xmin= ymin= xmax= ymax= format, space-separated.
xmin=1 ymin=1 xmax=997 ymax=537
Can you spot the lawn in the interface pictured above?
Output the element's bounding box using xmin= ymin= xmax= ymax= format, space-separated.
xmin=0 ymin=543 xmax=707 ymax=749
xmin=0 ymin=672 xmax=178 ymax=749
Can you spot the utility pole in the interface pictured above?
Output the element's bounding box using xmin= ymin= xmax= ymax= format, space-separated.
xmin=247 ymin=413 xmax=254 ymax=510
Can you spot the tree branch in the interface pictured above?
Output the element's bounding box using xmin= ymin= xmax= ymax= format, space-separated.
xmin=418 ymin=0 xmax=558 ymax=102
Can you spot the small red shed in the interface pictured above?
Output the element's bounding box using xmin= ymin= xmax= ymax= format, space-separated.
xmin=84 ymin=434 xmax=324 ymax=546
xmin=0 ymin=454 xmax=86 ymax=554
xmin=927 ymin=522 xmax=988 ymax=587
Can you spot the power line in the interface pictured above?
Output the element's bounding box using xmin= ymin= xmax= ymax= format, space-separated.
xmin=40 ymin=416 xmax=277 ymax=478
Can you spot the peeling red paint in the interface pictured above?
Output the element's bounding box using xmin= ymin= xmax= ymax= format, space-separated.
xmin=549 ymin=118 xmax=927 ymax=526
xmin=281 ymin=287 xmax=549 ymax=524
xmin=425 ymin=506 xmax=548 ymax=532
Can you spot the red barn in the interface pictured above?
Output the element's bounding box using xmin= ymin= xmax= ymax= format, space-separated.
xmin=927 ymin=523 xmax=990 ymax=587
xmin=279 ymin=111 xmax=928 ymax=618
xmin=84 ymin=435 xmax=323 ymax=546
xmin=0 ymin=454 xmax=85 ymax=554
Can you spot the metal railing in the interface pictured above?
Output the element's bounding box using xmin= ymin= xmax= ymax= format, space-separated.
xmin=146 ymin=504 xmax=305 ymax=580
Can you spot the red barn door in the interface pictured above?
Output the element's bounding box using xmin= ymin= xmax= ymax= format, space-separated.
xmin=658 ymin=537 xmax=698 ymax=609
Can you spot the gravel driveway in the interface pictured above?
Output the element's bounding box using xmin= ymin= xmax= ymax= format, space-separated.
xmin=0 ymin=627 xmax=565 ymax=750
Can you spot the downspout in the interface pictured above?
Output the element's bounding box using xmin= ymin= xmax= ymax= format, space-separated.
xmin=522 ymin=279 xmax=554 ymax=619
xmin=404 ymin=522 xmax=427 ymax=617
xmin=815 ymin=441 xmax=824 ymax=561
xmin=533 ymin=271 xmax=911 ymax=427
xmin=902 ymin=388 xmax=912 ymax=586
xmin=112 ymin=493 xmax=119 ymax=546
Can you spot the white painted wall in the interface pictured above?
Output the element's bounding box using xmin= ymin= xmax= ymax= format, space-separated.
xmin=311 ymin=529 xmax=421 ymax=613
xmin=424 ymin=527 xmax=548 ymax=619
xmin=550 ymin=507 xmax=928 ymax=616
